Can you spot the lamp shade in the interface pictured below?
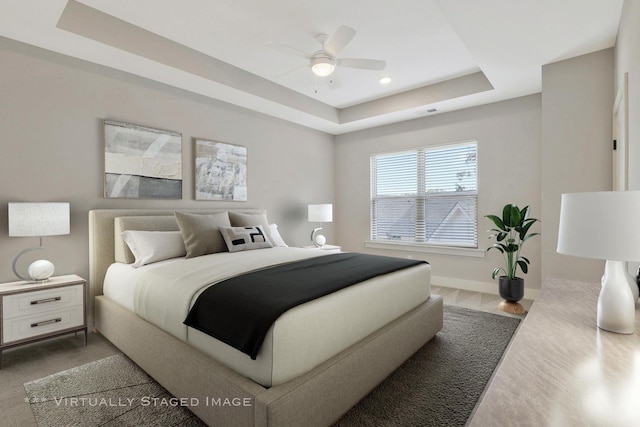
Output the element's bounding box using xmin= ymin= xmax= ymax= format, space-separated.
xmin=8 ymin=202 xmax=70 ymax=237
xmin=308 ymin=204 xmax=333 ymax=223
xmin=557 ymin=191 xmax=640 ymax=262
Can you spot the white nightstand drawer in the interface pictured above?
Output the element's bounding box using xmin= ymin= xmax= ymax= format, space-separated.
xmin=2 ymin=305 xmax=85 ymax=344
xmin=2 ymin=284 xmax=84 ymax=319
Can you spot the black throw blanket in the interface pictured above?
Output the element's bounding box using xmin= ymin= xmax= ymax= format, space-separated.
xmin=184 ymin=252 xmax=426 ymax=359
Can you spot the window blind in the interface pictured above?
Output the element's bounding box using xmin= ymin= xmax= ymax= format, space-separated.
xmin=371 ymin=141 xmax=478 ymax=248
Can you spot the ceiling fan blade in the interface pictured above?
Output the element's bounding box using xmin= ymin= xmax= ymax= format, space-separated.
xmin=266 ymin=41 xmax=311 ymax=59
xmin=324 ymin=26 xmax=356 ymax=56
xmin=337 ymin=58 xmax=386 ymax=71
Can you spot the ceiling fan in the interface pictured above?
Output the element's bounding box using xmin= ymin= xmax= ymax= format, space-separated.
xmin=273 ymin=26 xmax=386 ymax=78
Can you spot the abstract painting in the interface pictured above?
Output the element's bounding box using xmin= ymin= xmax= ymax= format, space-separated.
xmin=104 ymin=120 xmax=182 ymax=199
xmin=194 ymin=138 xmax=247 ymax=201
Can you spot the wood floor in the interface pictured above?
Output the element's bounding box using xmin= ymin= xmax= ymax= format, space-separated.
xmin=431 ymin=285 xmax=533 ymax=318
xmin=0 ymin=286 xmax=532 ymax=426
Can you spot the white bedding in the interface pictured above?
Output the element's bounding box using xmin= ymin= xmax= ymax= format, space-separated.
xmin=103 ymin=247 xmax=431 ymax=386
xmin=103 ymin=258 xmax=179 ymax=311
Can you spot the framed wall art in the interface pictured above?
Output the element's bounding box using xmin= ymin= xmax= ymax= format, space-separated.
xmin=104 ymin=120 xmax=182 ymax=199
xmin=194 ymin=138 xmax=247 ymax=201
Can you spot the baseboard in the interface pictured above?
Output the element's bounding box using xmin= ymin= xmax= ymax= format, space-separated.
xmin=431 ymin=275 xmax=539 ymax=301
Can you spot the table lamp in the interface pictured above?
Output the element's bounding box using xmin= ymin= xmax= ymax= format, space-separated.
xmin=8 ymin=202 xmax=70 ymax=283
xmin=557 ymin=191 xmax=640 ymax=334
xmin=308 ymin=204 xmax=333 ymax=247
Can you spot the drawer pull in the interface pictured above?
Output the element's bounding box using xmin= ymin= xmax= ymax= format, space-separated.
xmin=31 ymin=318 xmax=62 ymax=328
xmin=30 ymin=297 xmax=62 ymax=305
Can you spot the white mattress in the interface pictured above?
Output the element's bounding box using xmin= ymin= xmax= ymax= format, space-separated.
xmin=103 ymin=248 xmax=431 ymax=387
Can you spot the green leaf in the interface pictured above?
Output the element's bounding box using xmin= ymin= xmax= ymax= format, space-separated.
xmin=506 ymin=243 xmax=519 ymax=253
xmin=486 ymin=215 xmax=505 ymax=231
xmin=487 ymin=245 xmax=505 ymax=254
xmin=491 ymin=268 xmax=504 ymax=280
xmin=520 ymin=205 xmax=530 ymax=221
xmin=503 ymin=204 xmax=522 ymax=228
xmin=519 ymin=220 xmax=536 ymax=239
xmin=518 ymin=260 xmax=529 ymax=274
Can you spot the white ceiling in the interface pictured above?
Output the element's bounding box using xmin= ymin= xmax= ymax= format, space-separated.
xmin=0 ymin=0 xmax=624 ymax=134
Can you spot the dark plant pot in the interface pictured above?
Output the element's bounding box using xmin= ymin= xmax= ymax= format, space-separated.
xmin=498 ymin=276 xmax=524 ymax=302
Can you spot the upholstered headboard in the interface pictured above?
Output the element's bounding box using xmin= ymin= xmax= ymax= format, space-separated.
xmin=88 ymin=208 xmax=267 ymax=298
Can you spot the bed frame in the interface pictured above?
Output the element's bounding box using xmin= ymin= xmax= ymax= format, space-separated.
xmin=89 ymin=208 xmax=443 ymax=426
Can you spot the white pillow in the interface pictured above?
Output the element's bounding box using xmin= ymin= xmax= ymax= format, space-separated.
xmin=219 ymin=226 xmax=273 ymax=252
xmin=268 ymin=223 xmax=288 ymax=247
xmin=121 ymin=230 xmax=186 ymax=267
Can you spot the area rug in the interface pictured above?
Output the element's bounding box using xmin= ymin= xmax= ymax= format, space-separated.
xmin=24 ymin=306 xmax=520 ymax=427
xmin=23 ymin=354 xmax=205 ymax=427
xmin=334 ymin=305 xmax=521 ymax=426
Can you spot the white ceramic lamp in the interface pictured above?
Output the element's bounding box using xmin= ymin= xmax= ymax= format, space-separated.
xmin=308 ymin=204 xmax=333 ymax=247
xmin=557 ymin=191 xmax=640 ymax=334
xmin=8 ymin=202 xmax=70 ymax=283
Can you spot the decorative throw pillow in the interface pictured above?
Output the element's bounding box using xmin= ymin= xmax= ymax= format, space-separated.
xmin=174 ymin=211 xmax=231 ymax=258
xmin=229 ymin=211 xmax=276 ymax=243
xmin=121 ymin=230 xmax=186 ymax=267
xmin=219 ymin=226 xmax=274 ymax=252
xmin=268 ymin=223 xmax=288 ymax=247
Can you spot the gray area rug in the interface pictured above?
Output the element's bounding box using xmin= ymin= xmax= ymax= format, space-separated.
xmin=24 ymin=354 xmax=205 ymax=427
xmin=335 ymin=305 xmax=521 ymax=426
xmin=24 ymin=306 xmax=519 ymax=427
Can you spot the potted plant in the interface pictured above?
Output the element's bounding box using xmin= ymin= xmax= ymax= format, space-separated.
xmin=486 ymin=204 xmax=540 ymax=304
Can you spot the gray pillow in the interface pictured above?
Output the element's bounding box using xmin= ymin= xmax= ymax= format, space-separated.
xmin=174 ymin=211 xmax=231 ymax=258
xmin=229 ymin=211 xmax=269 ymax=228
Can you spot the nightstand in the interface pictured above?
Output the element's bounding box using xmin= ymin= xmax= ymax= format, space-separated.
xmin=0 ymin=274 xmax=87 ymax=368
xmin=302 ymin=245 xmax=342 ymax=253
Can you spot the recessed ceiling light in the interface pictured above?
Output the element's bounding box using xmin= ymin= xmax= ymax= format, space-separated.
xmin=379 ymin=76 xmax=392 ymax=85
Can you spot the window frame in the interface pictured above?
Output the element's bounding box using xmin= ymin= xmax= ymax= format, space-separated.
xmin=370 ymin=139 xmax=479 ymax=250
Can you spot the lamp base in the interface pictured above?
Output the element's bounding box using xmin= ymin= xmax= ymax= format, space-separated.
xmin=311 ymin=227 xmax=326 ymax=247
xmin=28 ymin=260 xmax=55 ymax=282
xmin=597 ymin=260 xmax=636 ymax=334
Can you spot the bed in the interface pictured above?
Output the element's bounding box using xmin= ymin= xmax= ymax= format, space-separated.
xmin=89 ymin=208 xmax=443 ymax=426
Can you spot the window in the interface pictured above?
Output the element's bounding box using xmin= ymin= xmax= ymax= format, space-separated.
xmin=370 ymin=141 xmax=478 ymax=248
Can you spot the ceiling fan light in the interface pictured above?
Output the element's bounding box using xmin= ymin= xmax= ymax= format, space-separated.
xmin=311 ymin=57 xmax=335 ymax=77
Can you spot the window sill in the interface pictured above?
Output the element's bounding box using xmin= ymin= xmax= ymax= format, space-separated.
xmin=363 ymin=241 xmax=485 ymax=258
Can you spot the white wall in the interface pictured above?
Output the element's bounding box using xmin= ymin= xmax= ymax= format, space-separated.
xmin=335 ymin=95 xmax=543 ymax=294
xmin=0 ymin=37 xmax=335 ymax=284
xmin=616 ymin=0 xmax=640 ymax=190
xmin=541 ymin=49 xmax=614 ymax=283
xmin=614 ymin=0 xmax=640 ymax=278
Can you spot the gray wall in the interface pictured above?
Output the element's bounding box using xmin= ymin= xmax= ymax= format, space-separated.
xmin=541 ymin=48 xmax=614 ymax=283
xmin=0 ymin=33 xmax=621 ymax=294
xmin=0 ymin=37 xmax=335 ymax=284
xmin=335 ymin=48 xmax=616 ymax=293
xmin=335 ymin=95 xmax=543 ymax=295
